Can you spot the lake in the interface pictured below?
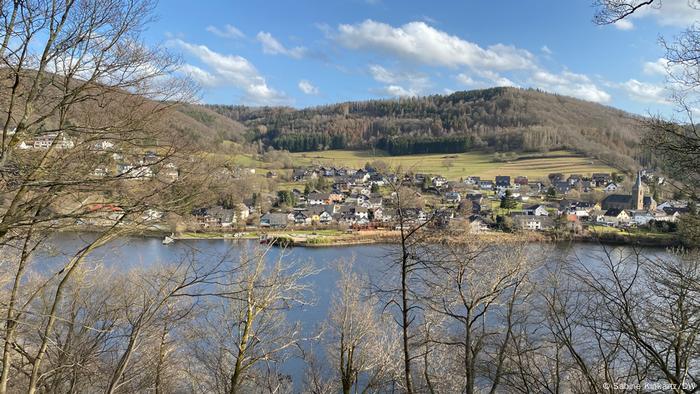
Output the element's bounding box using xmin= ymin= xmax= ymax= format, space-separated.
xmin=30 ymin=233 xmax=673 ymax=390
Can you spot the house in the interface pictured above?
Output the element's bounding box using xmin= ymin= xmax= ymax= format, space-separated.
xmin=468 ymin=215 xmax=490 ymax=233
xmin=318 ymin=210 xmax=334 ymax=224
xmin=630 ymin=210 xmax=654 ymax=226
xmin=368 ymin=197 xmax=383 ymax=209
xmin=328 ymin=191 xmax=345 ymax=203
xmin=567 ymin=174 xmax=582 ymax=186
xmin=435 ymin=208 xmax=455 ymax=228
xmin=444 ymin=191 xmax=462 ymax=204
xmin=432 ymin=176 xmax=448 ymax=188
xmin=369 ymin=173 xmax=386 ymax=186
xmin=523 ymin=204 xmax=549 ymax=216
xmin=33 ymin=133 xmax=74 ymax=149
xmin=514 ymin=176 xmax=529 ymax=186
xmin=292 ymin=169 xmax=308 ymax=181
xmin=592 ymin=173 xmax=612 ymax=186
xmin=604 ymin=182 xmax=619 ymax=193
xmin=478 ymin=180 xmax=494 ymax=190
xmin=603 ymin=208 xmax=630 ymax=226
xmin=400 ymin=208 xmax=428 ymax=224
xmin=370 ymin=207 xmax=384 ymax=221
xmin=260 ymin=212 xmax=288 ymax=228
xmin=352 ymin=170 xmax=370 ymax=184
xmin=464 ymin=176 xmax=480 ymax=185
xmin=554 ymin=181 xmax=571 ymax=194
xmin=653 ymin=210 xmax=681 ymax=223
xmin=589 ymin=209 xmax=606 ymax=223
xmin=513 ymin=215 xmax=554 ymax=231
xmin=293 ymin=210 xmax=312 ymax=225
xmin=656 ymin=200 xmax=687 ymax=211
xmin=354 ymin=206 xmax=369 ymax=220
xmin=208 ymin=206 xmax=235 ymax=227
xmin=235 ymin=203 xmax=250 ymax=223
xmin=495 ymin=176 xmax=511 ymax=188
xmin=307 ymin=193 xmax=329 ymax=205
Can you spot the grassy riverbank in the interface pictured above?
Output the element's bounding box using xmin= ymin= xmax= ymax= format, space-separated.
xmin=171 ymin=228 xmax=679 ymax=248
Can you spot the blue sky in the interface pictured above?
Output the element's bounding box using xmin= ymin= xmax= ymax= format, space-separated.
xmin=146 ymin=0 xmax=698 ymax=115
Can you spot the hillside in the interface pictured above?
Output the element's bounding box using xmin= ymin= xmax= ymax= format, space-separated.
xmin=0 ymin=68 xmax=247 ymax=152
xmin=207 ymin=87 xmax=646 ymax=171
xmin=169 ymin=103 xmax=247 ymax=148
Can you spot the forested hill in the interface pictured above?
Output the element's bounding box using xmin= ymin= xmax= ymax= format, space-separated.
xmin=207 ymin=87 xmax=648 ymax=170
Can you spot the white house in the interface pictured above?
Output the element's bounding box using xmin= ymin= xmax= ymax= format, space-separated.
xmin=354 ymin=207 xmax=369 ymax=220
xmin=523 ymin=204 xmax=549 ymax=216
xmin=604 ymin=183 xmax=619 ymax=193
xmin=630 ymin=210 xmax=654 ymax=226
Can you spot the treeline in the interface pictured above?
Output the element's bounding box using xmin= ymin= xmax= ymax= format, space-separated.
xmin=271 ymin=132 xmax=347 ymax=152
xmin=379 ymin=135 xmax=481 ymax=155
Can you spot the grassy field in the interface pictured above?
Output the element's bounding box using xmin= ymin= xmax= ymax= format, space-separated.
xmin=289 ymin=150 xmax=617 ymax=181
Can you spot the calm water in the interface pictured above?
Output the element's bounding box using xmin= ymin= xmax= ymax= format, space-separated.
xmin=31 ymin=233 xmax=673 ymax=390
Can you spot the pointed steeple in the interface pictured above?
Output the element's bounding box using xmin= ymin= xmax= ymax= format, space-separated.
xmin=631 ymin=171 xmax=644 ymax=210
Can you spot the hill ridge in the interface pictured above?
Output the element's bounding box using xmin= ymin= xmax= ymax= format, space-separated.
xmin=206 ymin=87 xmax=645 ymax=171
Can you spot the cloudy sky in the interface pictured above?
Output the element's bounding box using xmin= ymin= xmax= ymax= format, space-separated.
xmin=148 ymin=0 xmax=699 ymax=114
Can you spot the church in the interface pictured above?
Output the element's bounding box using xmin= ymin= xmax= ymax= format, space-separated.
xmin=601 ymin=172 xmax=656 ymax=211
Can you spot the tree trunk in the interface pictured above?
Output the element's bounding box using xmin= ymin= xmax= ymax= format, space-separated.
xmin=230 ymin=300 xmax=254 ymax=394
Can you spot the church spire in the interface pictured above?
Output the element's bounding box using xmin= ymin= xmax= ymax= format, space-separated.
xmin=632 ymin=171 xmax=644 ymax=210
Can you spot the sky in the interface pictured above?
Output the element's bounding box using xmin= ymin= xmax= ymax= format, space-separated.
xmin=145 ymin=0 xmax=700 ymax=115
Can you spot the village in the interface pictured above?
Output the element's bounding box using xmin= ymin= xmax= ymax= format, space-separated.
xmin=185 ymin=163 xmax=690 ymax=244
xmin=19 ymin=131 xmax=688 ymax=244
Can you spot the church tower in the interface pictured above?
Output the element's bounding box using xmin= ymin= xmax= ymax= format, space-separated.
xmin=631 ymin=171 xmax=644 ymax=210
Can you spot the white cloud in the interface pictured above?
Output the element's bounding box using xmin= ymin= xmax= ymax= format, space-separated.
xmin=620 ymin=79 xmax=669 ymax=104
xmin=171 ymin=39 xmax=288 ymax=105
xmin=179 ymin=64 xmax=219 ymax=87
xmin=368 ymin=64 xmax=430 ymax=97
xmin=476 ymin=70 xmax=518 ymax=87
xmin=380 ymin=85 xmax=419 ymax=97
xmin=643 ymin=58 xmax=669 ymax=76
xmin=336 ymin=20 xmax=535 ymax=70
xmin=298 ymin=79 xmax=319 ymax=95
xmin=456 ymin=73 xmax=477 ymax=86
xmin=256 ymin=32 xmax=307 ymax=59
xmin=613 ymin=19 xmax=635 ymax=30
xmin=529 ymin=70 xmax=611 ymax=103
xmin=206 ymin=24 xmax=245 ymax=39
xmin=626 ymin=0 xmax=700 ymax=27
xmin=368 ymin=65 xmax=428 ymax=86
xmin=541 ymin=45 xmax=553 ymax=55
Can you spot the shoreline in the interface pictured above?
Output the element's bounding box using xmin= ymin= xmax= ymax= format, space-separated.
xmin=170 ymin=230 xmax=680 ymax=248
xmin=57 ymin=225 xmax=681 ymax=248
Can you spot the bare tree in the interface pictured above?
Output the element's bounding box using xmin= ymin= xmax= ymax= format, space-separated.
xmin=0 ymin=1 xmax=214 ymax=393
xmin=185 ymin=247 xmax=318 ymax=394
xmin=321 ymin=259 xmax=400 ymax=394
xmin=424 ymin=237 xmax=536 ymax=394
xmin=375 ymin=178 xmax=439 ymax=393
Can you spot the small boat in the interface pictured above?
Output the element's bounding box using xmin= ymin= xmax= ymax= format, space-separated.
xmin=259 ymin=234 xmax=269 ymax=244
xmin=162 ymin=234 xmax=175 ymax=245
